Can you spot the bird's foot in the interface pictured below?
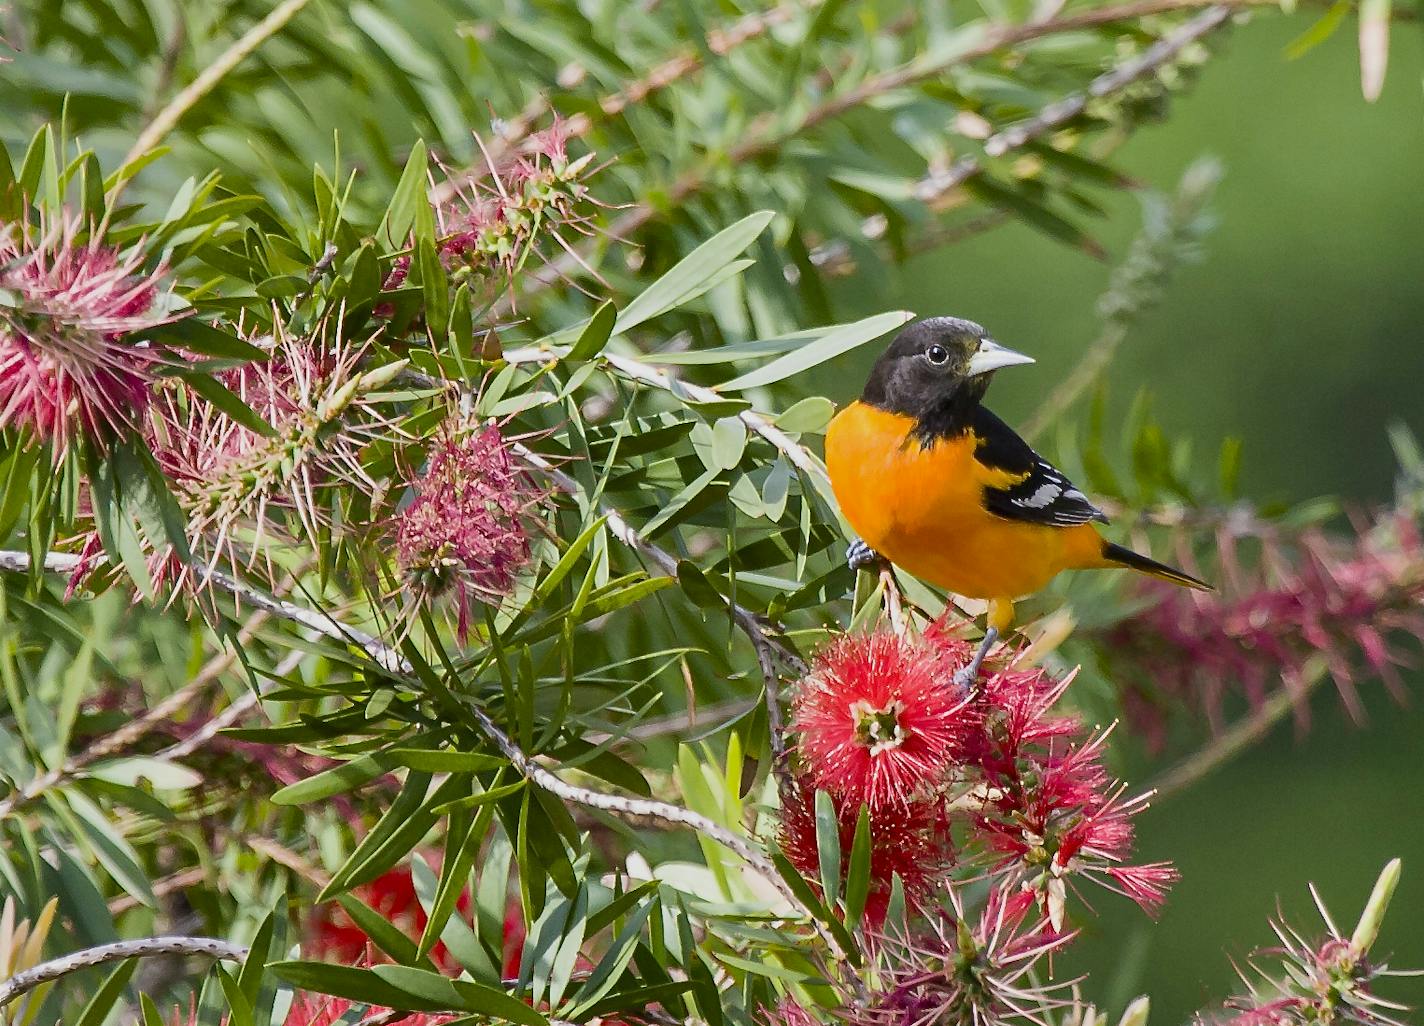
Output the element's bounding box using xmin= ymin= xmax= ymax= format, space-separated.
xmin=846 ymin=539 xmax=885 ymax=572
xmin=952 ymin=626 xmax=999 ymax=693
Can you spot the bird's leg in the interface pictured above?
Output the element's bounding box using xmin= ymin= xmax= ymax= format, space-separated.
xmin=953 ymin=597 xmax=1013 ymax=691
xmin=952 ymin=627 xmax=998 ymax=692
xmin=846 ymin=538 xmax=885 ymax=572
xmin=879 ymin=566 xmax=906 ymax=635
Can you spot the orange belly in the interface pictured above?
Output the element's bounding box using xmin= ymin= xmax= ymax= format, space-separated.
xmin=824 ymin=401 xmax=1104 ymax=600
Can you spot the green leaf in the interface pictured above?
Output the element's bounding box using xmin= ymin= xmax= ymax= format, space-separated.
xmin=268 ymin=961 xmax=444 ymax=1009
xmin=615 ymin=211 xmax=774 ymax=332
xmin=338 ymin=892 xmax=436 ymax=968
xmin=174 ymin=370 xmax=278 ymax=438
xmin=566 ymin=300 xmax=617 ymax=361
xmin=417 ymin=801 xmax=491 ymax=959
xmin=775 ymin=396 xmax=837 ymax=434
xmin=1285 ymin=0 xmax=1350 ymax=58
xmin=380 ymin=139 xmax=430 ymax=247
xmin=271 ymin=751 xmax=392 ymax=805
xmin=710 ymin=416 xmax=747 ymax=470
xmin=719 ymin=311 xmax=912 ymax=391
xmin=73 ymin=961 xmax=137 ymax=1026
xmin=814 ymin=789 xmax=841 ymax=910
xmin=371 ymin=965 xmax=549 ymax=1025
xmin=843 ymin=804 xmax=872 ymax=930
xmin=150 ymin=320 xmax=268 ymax=361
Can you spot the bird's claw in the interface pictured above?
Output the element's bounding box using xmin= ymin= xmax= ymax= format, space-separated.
xmin=846 ymin=539 xmax=884 ymax=572
xmin=951 ymin=665 xmax=979 ymax=693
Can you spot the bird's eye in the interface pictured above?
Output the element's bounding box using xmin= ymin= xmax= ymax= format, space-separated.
xmin=925 ymin=344 xmax=950 ymax=366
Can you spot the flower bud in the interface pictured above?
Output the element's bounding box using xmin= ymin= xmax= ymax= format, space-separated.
xmin=1350 ymin=857 xmax=1402 ymax=956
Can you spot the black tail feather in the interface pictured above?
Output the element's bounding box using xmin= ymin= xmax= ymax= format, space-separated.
xmin=1102 ymin=541 xmax=1212 ymax=591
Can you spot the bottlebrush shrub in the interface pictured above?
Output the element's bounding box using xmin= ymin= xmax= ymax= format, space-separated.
xmin=0 ymin=71 xmax=1417 ymax=1026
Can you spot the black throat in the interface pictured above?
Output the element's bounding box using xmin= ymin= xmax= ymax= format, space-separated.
xmin=862 ymin=375 xmax=990 ymax=447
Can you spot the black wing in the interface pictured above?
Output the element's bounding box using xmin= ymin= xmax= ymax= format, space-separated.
xmin=972 ymin=407 xmax=1108 ymax=527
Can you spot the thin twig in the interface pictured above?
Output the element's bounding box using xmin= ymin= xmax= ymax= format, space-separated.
xmin=912 ymin=5 xmax=1233 ymax=204
xmin=1148 ymin=665 xmax=1329 ymax=802
xmin=114 ymin=0 xmax=313 ymax=187
xmin=0 ymin=937 xmax=247 ymax=1006
xmin=107 ymin=866 xmax=209 ymax=917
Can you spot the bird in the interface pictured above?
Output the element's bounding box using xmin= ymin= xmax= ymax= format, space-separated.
xmin=824 ymin=315 xmax=1210 ymax=686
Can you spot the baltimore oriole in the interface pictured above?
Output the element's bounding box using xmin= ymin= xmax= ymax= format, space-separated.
xmin=825 ymin=316 xmax=1210 ymax=684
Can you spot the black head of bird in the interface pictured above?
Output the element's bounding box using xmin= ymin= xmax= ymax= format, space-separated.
xmin=860 ymin=316 xmax=1035 ymax=422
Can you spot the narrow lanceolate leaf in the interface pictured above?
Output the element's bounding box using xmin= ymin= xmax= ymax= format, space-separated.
xmin=615 ymin=211 xmax=775 ymax=332
xmin=814 ymin=789 xmax=842 ymax=910
xmin=371 ymin=965 xmax=549 ymax=1025
xmin=380 ymin=139 xmax=430 ymax=246
xmin=566 ymin=300 xmax=617 ymax=361
xmin=718 ymin=311 xmax=913 ymax=392
xmin=173 ymin=370 xmax=278 ymax=438
xmin=843 ymin=804 xmax=872 ymax=930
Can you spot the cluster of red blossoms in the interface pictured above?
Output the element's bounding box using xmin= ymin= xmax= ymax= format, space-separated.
xmin=0 ymin=212 xmax=168 ymax=456
xmin=395 ymin=423 xmax=545 ymax=637
xmin=782 ymin=623 xmax=1176 ymax=931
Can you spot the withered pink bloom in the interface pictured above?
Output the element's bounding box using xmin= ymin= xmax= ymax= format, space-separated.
xmin=0 ymin=212 xmax=169 ymax=455
xmin=792 ymin=629 xmax=971 ymax=809
xmin=857 ymin=884 xmax=1077 ymax=1026
xmin=1209 ymin=893 xmax=1415 ymax=1026
xmin=396 ymin=423 xmax=544 ymax=637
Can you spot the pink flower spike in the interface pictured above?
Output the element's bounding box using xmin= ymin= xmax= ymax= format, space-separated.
xmin=396 ymin=422 xmax=545 ymax=636
xmin=0 ymin=212 xmax=169 ymax=456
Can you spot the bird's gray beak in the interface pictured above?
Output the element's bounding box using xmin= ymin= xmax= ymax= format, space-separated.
xmin=966 ymin=338 xmax=1034 ymax=377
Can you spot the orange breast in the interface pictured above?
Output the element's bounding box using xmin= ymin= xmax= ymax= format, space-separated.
xmin=824 ymin=401 xmax=1104 ymax=600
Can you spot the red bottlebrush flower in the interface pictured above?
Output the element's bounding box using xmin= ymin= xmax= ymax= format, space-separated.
xmin=777 ymin=778 xmax=953 ymax=927
xmin=792 ymin=629 xmax=970 ymax=808
xmin=0 ymin=212 xmax=168 ymax=455
xmin=1110 ymin=511 xmax=1424 ymax=738
xmin=395 ymin=422 xmax=544 ymax=636
xmin=309 ymin=866 xmax=470 ymax=975
xmin=856 ymin=884 xmax=1076 ymax=1026
xmin=922 ymin=620 xmax=1176 ymax=923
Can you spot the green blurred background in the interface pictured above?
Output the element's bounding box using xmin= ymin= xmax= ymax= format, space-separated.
xmin=828 ymin=16 xmax=1424 ymax=1022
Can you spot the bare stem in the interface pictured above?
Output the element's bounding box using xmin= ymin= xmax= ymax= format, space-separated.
xmin=1147 ymin=664 xmax=1328 ymax=802
xmin=112 ymin=0 xmax=313 ymax=199
xmin=913 ymin=5 xmax=1233 ymax=204
xmin=0 ymin=937 xmax=247 ymax=1006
